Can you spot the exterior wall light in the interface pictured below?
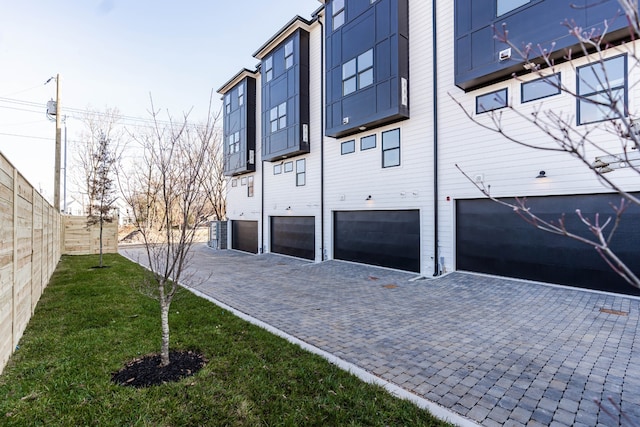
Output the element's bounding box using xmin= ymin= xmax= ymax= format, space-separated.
xmin=536 ymin=171 xmax=547 ymax=179
xmin=286 ymin=206 xmax=292 ymax=210
xmin=365 ymin=195 xmax=372 ymax=200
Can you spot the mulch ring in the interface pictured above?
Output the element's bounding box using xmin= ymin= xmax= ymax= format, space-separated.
xmin=111 ymin=350 xmax=207 ymax=388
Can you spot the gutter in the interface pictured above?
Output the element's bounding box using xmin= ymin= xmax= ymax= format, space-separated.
xmin=432 ymin=0 xmax=440 ymax=276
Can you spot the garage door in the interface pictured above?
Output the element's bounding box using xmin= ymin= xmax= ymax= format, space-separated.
xmin=456 ymin=194 xmax=640 ymax=296
xmin=334 ymin=210 xmax=420 ymax=272
xmin=270 ymin=216 xmax=315 ymax=260
xmin=232 ymin=220 xmax=258 ymax=254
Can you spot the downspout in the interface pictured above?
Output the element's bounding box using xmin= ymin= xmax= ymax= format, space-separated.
xmin=319 ymin=15 xmax=325 ymax=261
xmin=432 ymin=0 xmax=440 ymax=276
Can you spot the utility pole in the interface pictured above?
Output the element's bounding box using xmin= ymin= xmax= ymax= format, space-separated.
xmin=54 ymin=74 xmax=62 ymax=212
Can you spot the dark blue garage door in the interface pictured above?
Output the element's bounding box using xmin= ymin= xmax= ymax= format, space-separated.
xmin=334 ymin=210 xmax=420 ymax=272
xmin=232 ymin=220 xmax=258 ymax=254
xmin=270 ymin=216 xmax=315 ymax=260
xmin=456 ymin=194 xmax=640 ymax=296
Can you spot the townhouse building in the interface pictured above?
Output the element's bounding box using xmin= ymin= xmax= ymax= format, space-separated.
xmin=218 ymin=0 xmax=640 ymax=296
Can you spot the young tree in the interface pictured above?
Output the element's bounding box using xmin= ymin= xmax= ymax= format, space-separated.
xmin=119 ymin=97 xmax=218 ymax=367
xmin=86 ymin=132 xmax=118 ymax=268
xmin=450 ymin=0 xmax=640 ymax=288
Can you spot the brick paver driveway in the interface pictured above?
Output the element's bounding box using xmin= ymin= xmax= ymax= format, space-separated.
xmin=120 ymin=244 xmax=640 ymax=427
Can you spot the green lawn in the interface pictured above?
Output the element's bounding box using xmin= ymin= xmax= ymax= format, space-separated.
xmin=0 ymin=254 xmax=451 ymax=426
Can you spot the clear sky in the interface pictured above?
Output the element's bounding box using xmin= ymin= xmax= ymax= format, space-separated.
xmin=0 ymin=0 xmax=321 ymax=202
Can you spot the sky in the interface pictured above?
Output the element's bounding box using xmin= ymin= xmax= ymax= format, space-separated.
xmin=0 ymin=0 xmax=321 ymax=203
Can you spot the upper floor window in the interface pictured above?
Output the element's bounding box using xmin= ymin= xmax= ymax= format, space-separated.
xmin=270 ymin=102 xmax=287 ymax=133
xmin=361 ymin=135 xmax=376 ymax=150
xmin=382 ymin=129 xmax=400 ymax=168
xmin=343 ymin=49 xmax=374 ymax=96
xmin=296 ymin=159 xmax=306 ymax=186
xmin=247 ymin=176 xmax=254 ymax=197
xmin=476 ymin=88 xmax=508 ymax=114
xmin=497 ymin=0 xmax=531 ymax=16
xmin=265 ymin=56 xmax=273 ymax=82
xmin=238 ymin=84 xmax=244 ymax=106
xmin=229 ymin=131 xmax=240 ymax=153
xmin=285 ymin=40 xmax=294 ymax=69
xmin=341 ymin=140 xmax=355 ymax=155
xmin=333 ymin=0 xmax=345 ymax=30
xmin=225 ymin=94 xmax=231 ymax=113
xmin=521 ymin=74 xmax=560 ymax=103
xmin=577 ymin=55 xmax=627 ymax=125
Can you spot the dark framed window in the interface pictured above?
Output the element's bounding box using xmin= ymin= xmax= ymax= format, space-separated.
xmin=228 ymin=131 xmax=240 ymax=154
xmin=476 ymin=88 xmax=508 ymax=114
xmin=241 ymin=177 xmax=247 ymax=186
xmin=521 ymin=73 xmax=561 ymax=103
xmin=382 ymin=129 xmax=400 ymax=168
xmin=231 ymin=179 xmax=237 ymax=187
xmin=341 ymin=140 xmax=355 ymax=155
xmin=343 ymin=49 xmax=374 ymax=96
xmin=270 ymin=102 xmax=287 ymax=133
xmin=497 ymin=0 xmax=531 ymax=16
xmin=238 ymin=83 xmax=244 ymax=106
xmin=284 ymin=161 xmax=293 ymax=173
xmin=333 ymin=0 xmax=345 ymax=30
xmin=274 ymin=164 xmax=282 ymax=175
xmin=265 ymin=56 xmax=273 ymax=82
xmin=360 ymin=135 xmax=376 ymax=150
xmin=296 ymin=159 xmax=306 ymax=186
xmin=285 ymin=40 xmax=294 ymax=69
xmin=577 ymin=54 xmax=627 ymax=125
xmin=247 ymin=176 xmax=254 ymax=197
xmin=224 ymin=94 xmax=231 ymax=113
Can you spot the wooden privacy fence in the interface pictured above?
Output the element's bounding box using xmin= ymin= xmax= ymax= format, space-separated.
xmin=0 ymin=152 xmax=61 ymax=375
xmin=62 ymin=215 xmax=118 ymax=255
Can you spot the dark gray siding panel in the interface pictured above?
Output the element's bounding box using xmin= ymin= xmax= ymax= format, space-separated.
xmin=334 ymin=210 xmax=420 ymax=272
xmin=232 ymin=220 xmax=258 ymax=254
xmin=271 ymin=216 xmax=315 ymax=260
xmin=456 ymin=194 xmax=640 ymax=296
xmin=454 ymin=0 xmax=633 ymax=90
xmin=223 ymin=77 xmax=256 ymax=176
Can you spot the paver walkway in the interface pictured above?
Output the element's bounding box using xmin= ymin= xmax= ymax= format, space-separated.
xmin=120 ymin=244 xmax=640 ymax=426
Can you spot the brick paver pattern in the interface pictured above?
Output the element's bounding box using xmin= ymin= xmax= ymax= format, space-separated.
xmin=121 ymin=245 xmax=640 ymax=426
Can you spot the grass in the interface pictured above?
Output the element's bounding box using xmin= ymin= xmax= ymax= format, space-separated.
xmin=0 ymin=254 xmax=451 ymax=426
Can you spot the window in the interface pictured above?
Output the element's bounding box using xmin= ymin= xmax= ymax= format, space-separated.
xmin=341 ymin=140 xmax=355 ymax=155
xmin=225 ymin=94 xmax=231 ymax=113
xmin=231 ymin=179 xmax=238 ymax=187
xmin=247 ymin=176 xmax=254 ymax=197
xmin=265 ymin=56 xmax=273 ymax=82
xmin=382 ymin=129 xmax=400 ymax=168
xmin=241 ymin=177 xmax=247 ymax=185
xmin=333 ymin=0 xmax=345 ymax=30
xmin=343 ymin=49 xmax=374 ymax=96
xmin=360 ymin=135 xmax=376 ymax=150
xmin=228 ymin=131 xmax=240 ymax=153
xmin=270 ymin=102 xmax=287 ymax=133
xmin=577 ymin=55 xmax=627 ymax=125
xmin=521 ymin=73 xmax=561 ymax=103
xmin=285 ymin=40 xmax=294 ymax=69
xmin=274 ymin=164 xmax=282 ymax=175
xmin=497 ymin=0 xmax=530 ymax=16
xmin=284 ymin=161 xmax=293 ymax=173
xmin=296 ymin=159 xmax=306 ymax=186
xmin=476 ymin=88 xmax=508 ymax=114
xmin=238 ymin=84 xmax=244 ymax=106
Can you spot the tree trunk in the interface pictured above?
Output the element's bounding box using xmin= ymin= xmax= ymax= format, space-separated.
xmin=160 ymin=297 xmax=170 ymax=367
xmin=99 ymin=216 xmax=104 ymax=267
